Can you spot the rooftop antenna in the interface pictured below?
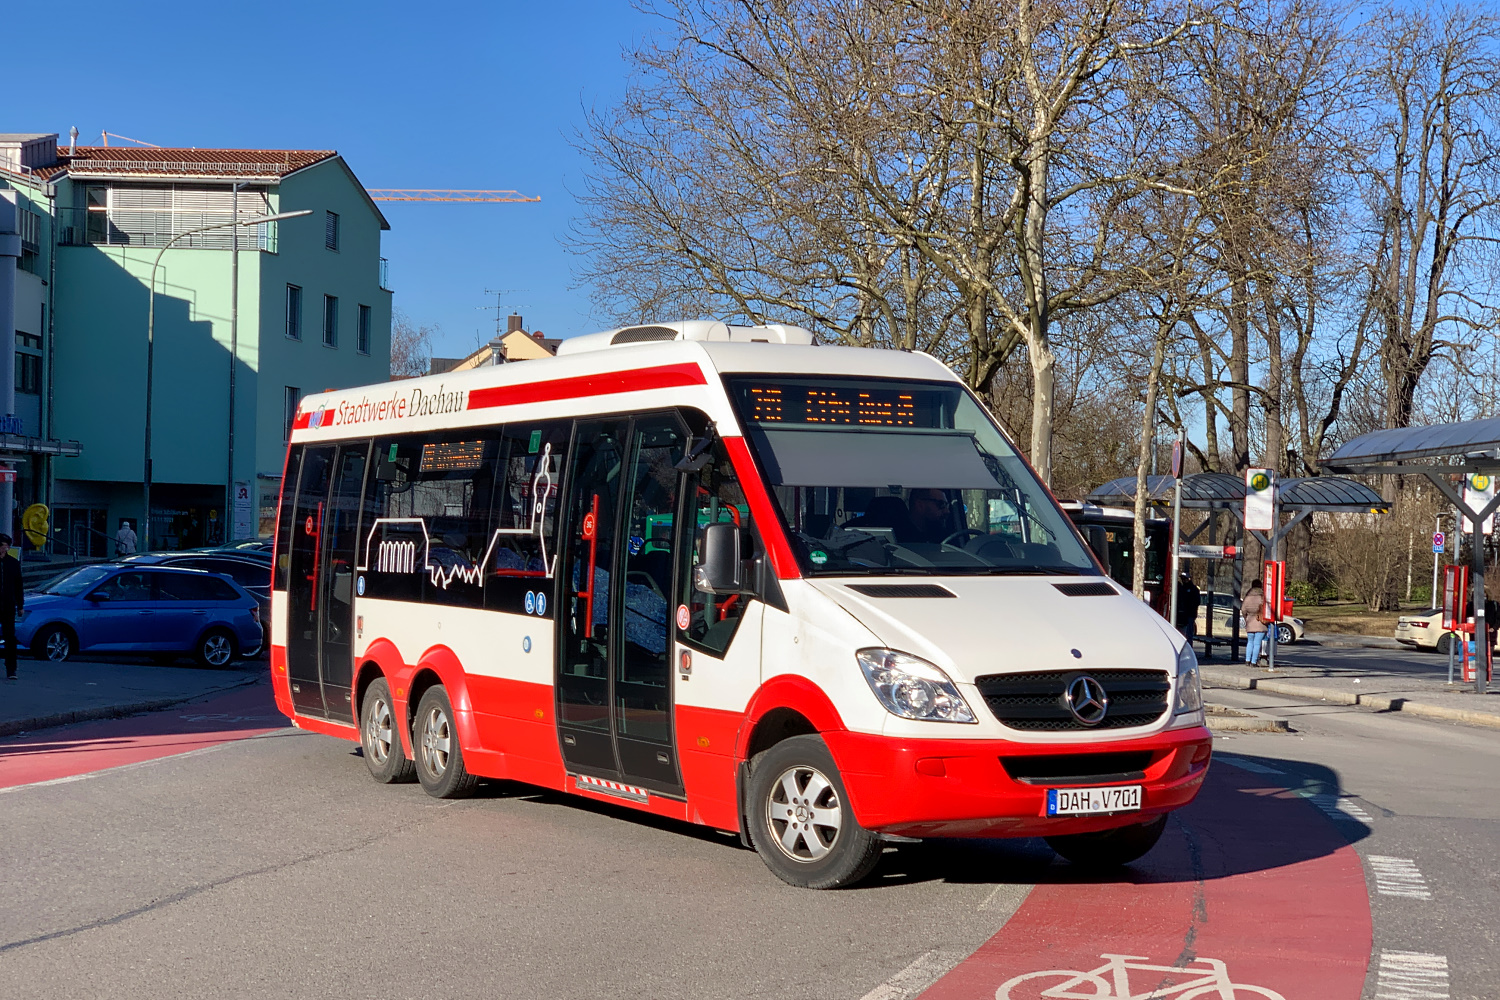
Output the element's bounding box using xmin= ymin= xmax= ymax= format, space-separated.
xmin=479 ymin=288 xmax=526 ymax=338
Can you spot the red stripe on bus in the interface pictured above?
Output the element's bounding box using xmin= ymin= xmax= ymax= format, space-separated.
xmin=292 ymin=411 xmax=311 ymax=430
xmin=466 ymin=362 xmax=707 ymax=411
xmin=724 ymin=436 xmax=801 ymax=580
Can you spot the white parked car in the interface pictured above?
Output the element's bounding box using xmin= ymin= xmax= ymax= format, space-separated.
xmin=1196 ymin=593 xmax=1304 ymax=645
xmin=1395 ymin=610 xmax=1498 ymax=653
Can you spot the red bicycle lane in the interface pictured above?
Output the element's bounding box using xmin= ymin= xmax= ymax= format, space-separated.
xmin=918 ymin=758 xmax=1371 ymax=1000
xmin=0 ymin=678 xmax=289 ymax=790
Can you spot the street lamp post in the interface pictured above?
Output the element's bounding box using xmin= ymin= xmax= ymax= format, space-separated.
xmin=143 ymin=208 xmax=310 ymax=550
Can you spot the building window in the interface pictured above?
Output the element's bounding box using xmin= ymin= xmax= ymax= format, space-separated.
xmin=16 ymin=331 xmax=41 ymax=350
xmin=358 ymin=304 xmax=371 ymax=355
xmin=285 ymin=284 xmax=302 ymax=340
xmin=284 ymin=387 xmax=301 ymax=441
xmin=323 ymin=295 xmax=338 ymax=347
xmin=15 ymin=354 xmax=41 ymax=395
xmin=325 ymin=211 xmax=339 ymax=251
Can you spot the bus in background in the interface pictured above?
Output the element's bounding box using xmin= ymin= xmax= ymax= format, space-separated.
xmin=271 ymin=321 xmax=1211 ymax=889
xmin=1062 ymin=502 xmax=1171 ymax=616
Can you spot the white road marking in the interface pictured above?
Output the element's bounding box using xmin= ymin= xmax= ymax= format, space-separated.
xmin=859 ymin=949 xmax=965 ymax=1000
xmin=1367 ymin=856 xmax=1433 ymax=899
xmin=1375 ymin=951 xmax=1448 ymax=999
xmin=1306 ymin=792 xmax=1372 ymax=822
xmin=1219 ymin=756 xmax=1285 ymax=775
xmin=978 ymin=883 xmax=1010 ymax=911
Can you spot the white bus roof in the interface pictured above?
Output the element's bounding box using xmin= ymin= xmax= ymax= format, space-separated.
xmin=290 ymin=334 xmax=960 ymax=443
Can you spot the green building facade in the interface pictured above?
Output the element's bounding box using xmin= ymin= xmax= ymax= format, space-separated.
xmin=0 ymin=135 xmax=391 ymax=553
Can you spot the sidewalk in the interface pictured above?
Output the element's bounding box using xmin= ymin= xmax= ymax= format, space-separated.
xmin=0 ymin=659 xmax=263 ymax=737
xmin=1200 ymin=657 xmax=1500 ymax=731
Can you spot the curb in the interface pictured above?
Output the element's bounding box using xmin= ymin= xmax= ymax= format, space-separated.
xmin=0 ymin=674 xmax=263 ymax=739
xmin=1302 ymin=633 xmax=1403 ymax=650
xmin=1201 ymin=666 xmax=1500 ymax=731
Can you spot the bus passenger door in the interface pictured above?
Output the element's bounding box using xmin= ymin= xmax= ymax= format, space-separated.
xmin=318 ymin=443 xmax=369 ymax=723
xmin=558 ymin=420 xmax=629 ymax=774
xmin=286 ymin=446 xmax=334 ymax=718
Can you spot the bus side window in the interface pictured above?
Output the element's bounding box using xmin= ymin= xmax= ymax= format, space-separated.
xmin=677 ymin=443 xmax=755 ymax=656
xmin=273 ymin=445 xmax=304 ymax=592
xmin=486 ymin=421 xmax=569 ymax=613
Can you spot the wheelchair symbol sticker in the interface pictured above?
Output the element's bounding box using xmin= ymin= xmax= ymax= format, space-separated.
xmin=525 ymin=591 xmax=536 ymax=614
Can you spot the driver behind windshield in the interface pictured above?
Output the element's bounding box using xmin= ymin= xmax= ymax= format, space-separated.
xmin=907 ymin=489 xmax=955 ymax=543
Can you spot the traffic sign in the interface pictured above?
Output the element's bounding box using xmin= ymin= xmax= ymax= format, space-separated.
xmin=1244 ymin=468 xmax=1276 ymax=531
xmin=1178 ymin=544 xmax=1236 ymax=560
xmin=1432 ymin=531 xmax=1445 ymax=553
xmin=1170 ymin=439 xmax=1183 ymax=478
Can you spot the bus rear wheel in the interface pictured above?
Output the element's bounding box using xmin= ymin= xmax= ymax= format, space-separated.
xmin=413 ymin=686 xmax=477 ymax=799
xmin=361 ymin=677 xmax=416 ymax=784
xmin=1046 ymin=814 xmax=1168 ymax=869
xmin=746 ymin=735 xmax=882 ymax=889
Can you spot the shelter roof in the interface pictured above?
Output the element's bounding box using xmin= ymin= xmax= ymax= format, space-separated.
xmin=1324 ymin=415 xmax=1500 ymax=472
xmin=1086 ymin=472 xmax=1387 ymax=512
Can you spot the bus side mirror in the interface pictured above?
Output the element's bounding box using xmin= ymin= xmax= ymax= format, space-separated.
xmin=694 ymin=522 xmax=746 ymax=594
xmin=1082 ymin=525 xmax=1110 ymax=567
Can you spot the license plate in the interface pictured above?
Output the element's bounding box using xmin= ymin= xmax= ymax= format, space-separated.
xmin=1046 ymin=785 xmax=1142 ymax=816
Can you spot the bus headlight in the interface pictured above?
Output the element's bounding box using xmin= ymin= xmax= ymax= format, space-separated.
xmin=856 ymin=649 xmax=976 ymax=724
xmin=1174 ymin=642 xmax=1203 ymax=719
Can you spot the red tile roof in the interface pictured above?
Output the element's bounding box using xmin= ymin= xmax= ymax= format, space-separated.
xmin=32 ymin=147 xmax=337 ymax=180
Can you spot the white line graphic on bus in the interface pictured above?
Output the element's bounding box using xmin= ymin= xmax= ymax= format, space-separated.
xmin=357 ymin=442 xmax=558 ymax=588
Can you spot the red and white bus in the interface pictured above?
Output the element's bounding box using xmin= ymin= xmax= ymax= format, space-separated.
xmin=270 ymin=321 xmax=1211 ymax=888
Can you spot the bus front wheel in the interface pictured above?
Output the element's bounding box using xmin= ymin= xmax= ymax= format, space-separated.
xmin=412 ymin=686 xmax=478 ymax=799
xmin=746 ymin=735 xmax=882 ymax=889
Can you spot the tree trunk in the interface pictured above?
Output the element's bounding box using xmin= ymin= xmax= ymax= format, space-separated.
xmin=1133 ymin=320 xmax=1173 ymax=599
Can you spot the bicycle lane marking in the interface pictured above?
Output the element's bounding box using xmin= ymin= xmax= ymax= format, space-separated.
xmin=916 ymin=760 xmax=1372 ymax=999
xmin=0 ymin=680 xmax=289 ymax=790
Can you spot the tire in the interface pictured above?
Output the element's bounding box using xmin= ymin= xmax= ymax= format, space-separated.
xmin=32 ymin=625 xmax=74 ymax=662
xmin=1275 ymin=623 xmax=1295 ymax=645
xmin=195 ymin=628 xmax=237 ymax=669
xmin=1436 ymin=633 xmax=1453 ymax=656
xmin=412 ymin=686 xmax=478 ymax=799
xmin=746 ymin=734 xmax=882 ymax=889
xmin=361 ymin=678 xmax=416 ymax=784
xmin=1046 ymin=813 xmax=1168 ymax=869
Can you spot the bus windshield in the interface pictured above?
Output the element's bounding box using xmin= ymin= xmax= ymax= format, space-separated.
xmin=726 ymin=376 xmax=1099 ymax=577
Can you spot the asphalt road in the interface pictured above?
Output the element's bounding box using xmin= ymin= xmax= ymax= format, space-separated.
xmin=0 ymin=655 xmax=1493 ymax=1000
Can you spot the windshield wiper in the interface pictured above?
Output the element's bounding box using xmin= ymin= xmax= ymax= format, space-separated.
xmin=976 ymin=565 xmax=1098 ymax=576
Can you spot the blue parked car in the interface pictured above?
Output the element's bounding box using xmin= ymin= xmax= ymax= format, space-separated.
xmin=18 ymin=564 xmax=263 ymax=667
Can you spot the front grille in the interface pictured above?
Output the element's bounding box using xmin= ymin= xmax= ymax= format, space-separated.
xmin=1002 ymin=751 xmax=1154 ymax=785
xmin=973 ymin=669 xmax=1170 ymax=731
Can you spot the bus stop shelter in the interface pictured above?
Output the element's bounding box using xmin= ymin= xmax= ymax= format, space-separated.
xmin=1086 ymin=472 xmax=1388 ymax=661
xmin=1325 ymin=415 xmax=1500 ymax=694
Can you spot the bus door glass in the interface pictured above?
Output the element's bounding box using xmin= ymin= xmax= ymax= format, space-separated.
xmin=319 ymin=442 xmax=369 ymax=723
xmin=613 ymin=414 xmax=686 ymax=788
xmin=557 ymin=414 xmax=687 ymax=792
xmin=558 ymin=419 xmax=629 ymax=774
xmin=286 ymin=445 xmax=334 ymax=717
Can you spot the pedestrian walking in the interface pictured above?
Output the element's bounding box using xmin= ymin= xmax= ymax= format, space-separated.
xmin=1175 ymin=571 xmax=1200 ymax=643
xmin=1242 ymin=579 xmax=1267 ymax=665
xmin=115 ymin=520 xmax=137 ymax=556
xmin=0 ymin=534 xmax=24 ymax=680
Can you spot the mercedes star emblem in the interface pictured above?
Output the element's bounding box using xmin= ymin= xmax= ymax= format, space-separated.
xmin=1065 ymin=674 xmax=1109 ymax=726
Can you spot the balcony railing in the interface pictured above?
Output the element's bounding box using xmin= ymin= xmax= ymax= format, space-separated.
xmin=380 ymin=257 xmax=391 ymax=291
xmin=55 ymin=208 xmax=275 ymax=251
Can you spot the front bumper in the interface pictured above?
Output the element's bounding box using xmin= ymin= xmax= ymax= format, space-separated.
xmin=825 ymin=724 xmax=1213 ymax=839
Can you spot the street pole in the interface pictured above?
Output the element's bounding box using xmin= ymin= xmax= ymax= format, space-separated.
xmin=1431 ymin=514 xmax=1441 ymax=611
xmin=1474 ymin=515 xmax=1489 ymax=696
xmin=1169 ymin=427 xmax=1184 ymax=649
xmin=227 ymin=182 xmax=241 ymax=543
xmin=144 ymin=209 xmax=310 ymax=551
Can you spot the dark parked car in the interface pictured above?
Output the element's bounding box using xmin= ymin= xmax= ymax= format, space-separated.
xmin=117 ymin=551 xmax=271 ymax=620
xmin=18 ymin=564 xmax=263 ymax=667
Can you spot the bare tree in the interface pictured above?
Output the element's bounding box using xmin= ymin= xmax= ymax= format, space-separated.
xmin=390 ymin=308 xmax=437 ymax=379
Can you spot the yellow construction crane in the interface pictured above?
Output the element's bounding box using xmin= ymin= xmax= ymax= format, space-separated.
xmin=366 ymin=189 xmax=540 ymax=203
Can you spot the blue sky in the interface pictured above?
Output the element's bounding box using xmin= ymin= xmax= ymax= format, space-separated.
xmin=13 ymin=1 xmax=657 ymax=359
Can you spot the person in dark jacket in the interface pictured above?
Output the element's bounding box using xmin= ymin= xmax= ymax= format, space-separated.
xmin=1175 ymin=572 xmax=1201 ymax=642
xmin=0 ymin=534 xmax=23 ymax=679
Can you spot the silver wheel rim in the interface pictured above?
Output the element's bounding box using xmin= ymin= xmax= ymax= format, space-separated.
xmin=365 ymin=694 xmax=394 ymax=765
xmin=203 ymin=634 xmax=232 ymax=666
xmin=1277 ymin=625 xmax=1293 ymax=644
xmin=766 ymin=764 xmax=843 ymax=863
xmin=45 ymin=631 xmax=69 ymax=661
xmin=419 ymin=705 xmax=451 ymax=778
